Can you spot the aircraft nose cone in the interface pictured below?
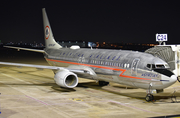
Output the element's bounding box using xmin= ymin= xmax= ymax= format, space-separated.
xmin=170 ymin=75 xmax=177 ymax=83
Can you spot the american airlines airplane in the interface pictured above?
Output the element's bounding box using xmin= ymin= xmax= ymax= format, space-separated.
xmin=0 ymin=8 xmax=178 ymax=102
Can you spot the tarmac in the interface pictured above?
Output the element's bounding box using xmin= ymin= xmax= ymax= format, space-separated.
xmin=0 ymin=50 xmax=180 ymax=118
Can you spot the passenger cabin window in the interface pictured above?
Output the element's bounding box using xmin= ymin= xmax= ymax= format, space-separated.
xmin=101 ymin=61 xmax=103 ymax=65
xmin=118 ymin=63 xmax=121 ymax=67
xmin=127 ymin=64 xmax=130 ymax=68
xmin=124 ymin=64 xmax=127 ymax=68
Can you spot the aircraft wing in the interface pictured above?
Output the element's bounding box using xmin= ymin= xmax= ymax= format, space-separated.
xmin=0 ymin=62 xmax=90 ymax=74
xmin=4 ymin=46 xmax=44 ymax=53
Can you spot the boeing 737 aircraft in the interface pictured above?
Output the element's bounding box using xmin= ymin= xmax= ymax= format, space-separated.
xmin=0 ymin=8 xmax=178 ymax=102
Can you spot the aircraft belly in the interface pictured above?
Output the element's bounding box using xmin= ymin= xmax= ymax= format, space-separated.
xmin=133 ymin=82 xmax=163 ymax=89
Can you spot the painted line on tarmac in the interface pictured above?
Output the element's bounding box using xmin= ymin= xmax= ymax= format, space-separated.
xmin=109 ymin=100 xmax=164 ymax=115
xmin=83 ymin=89 xmax=168 ymax=115
xmin=1 ymin=73 xmax=31 ymax=84
xmin=173 ymin=86 xmax=180 ymax=90
xmin=1 ymin=73 xmax=49 ymax=105
xmin=25 ymin=95 xmax=49 ymax=105
xmin=2 ymin=105 xmax=45 ymax=109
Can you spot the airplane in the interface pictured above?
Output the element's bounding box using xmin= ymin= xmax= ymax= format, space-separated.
xmin=0 ymin=8 xmax=179 ymax=102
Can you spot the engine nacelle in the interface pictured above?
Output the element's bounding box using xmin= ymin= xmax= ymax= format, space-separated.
xmin=54 ymin=70 xmax=78 ymax=88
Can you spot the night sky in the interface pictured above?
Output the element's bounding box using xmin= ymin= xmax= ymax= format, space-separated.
xmin=1 ymin=1 xmax=180 ymax=44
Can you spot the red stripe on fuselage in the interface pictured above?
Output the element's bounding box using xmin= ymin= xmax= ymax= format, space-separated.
xmin=46 ymin=58 xmax=151 ymax=81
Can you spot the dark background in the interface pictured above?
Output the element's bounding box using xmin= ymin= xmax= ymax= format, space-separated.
xmin=0 ymin=0 xmax=180 ymax=44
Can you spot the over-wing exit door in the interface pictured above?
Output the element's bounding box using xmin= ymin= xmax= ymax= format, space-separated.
xmin=131 ymin=58 xmax=140 ymax=76
xmin=78 ymin=57 xmax=85 ymax=65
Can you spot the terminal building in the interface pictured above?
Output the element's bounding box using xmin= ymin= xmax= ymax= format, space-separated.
xmin=57 ymin=41 xmax=95 ymax=48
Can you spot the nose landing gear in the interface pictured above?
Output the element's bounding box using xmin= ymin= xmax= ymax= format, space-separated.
xmin=145 ymin=83 xmax=154 ymax=102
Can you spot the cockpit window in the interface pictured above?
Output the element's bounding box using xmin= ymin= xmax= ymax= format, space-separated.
xmin=147 ymin=64 xmax=155 ymax=69
xmin=147 ymin=64 xmax=151 ymax=68
xmin=156 ymin=64 xmax=165 ymax=68
xmin=146 ymin=63 xmax=173 ymax=77
xmin=146 ymin=64 xmax=166 ymax=70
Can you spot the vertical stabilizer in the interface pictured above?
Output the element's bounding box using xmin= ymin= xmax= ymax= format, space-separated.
xmin=42 ymin=8 xmax=62 ymax=49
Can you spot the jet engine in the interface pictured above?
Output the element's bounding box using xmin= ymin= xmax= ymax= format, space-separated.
xmin=54 ymin=70 xmax=78 ymax=88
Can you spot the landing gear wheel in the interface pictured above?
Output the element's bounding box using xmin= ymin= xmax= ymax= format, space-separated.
xmin=98 ymin=81 xmax=109 ymax=86
xmin=145 ymin=94 xmax=154 ymax=102
xmin=177 ymin=77 xmax=180 ymax=82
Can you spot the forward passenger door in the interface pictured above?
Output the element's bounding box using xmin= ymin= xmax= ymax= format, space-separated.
xmin=131 ymin=58 xmax=140 ymax=76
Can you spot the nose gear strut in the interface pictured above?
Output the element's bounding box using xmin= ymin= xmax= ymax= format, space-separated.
xmin=145 ymin=83 xmax=154 ymax=102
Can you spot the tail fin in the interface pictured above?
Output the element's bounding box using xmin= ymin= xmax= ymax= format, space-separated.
xmin=42 ymin=8 xmax=62 ymax=49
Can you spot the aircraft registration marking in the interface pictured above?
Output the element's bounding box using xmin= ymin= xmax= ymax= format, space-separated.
xmin=46 ymin=58 xmax=152 ymax=81
xmin=48 ymin=44 xmax=55 ymax=47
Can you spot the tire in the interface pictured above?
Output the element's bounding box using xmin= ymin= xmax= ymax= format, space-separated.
xmin=98 ymin=81 xmax=109 ymax=86
xmin=177 ymin=77 xmax=180 ymax=82
xmin=145 ymin=94 xmax=154 ymax=102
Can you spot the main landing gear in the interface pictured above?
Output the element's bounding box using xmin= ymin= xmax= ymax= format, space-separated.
xmin=98 ymin=81 xmax=109 ymax=86
xmin=177 ymin=77 xmax=180 ymax=82
xmin=145 ymin=83 xmax=154 ymax=102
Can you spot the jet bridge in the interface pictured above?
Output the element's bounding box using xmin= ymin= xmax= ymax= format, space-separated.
xmin=145 ymin=45 xmax=180 ymax=77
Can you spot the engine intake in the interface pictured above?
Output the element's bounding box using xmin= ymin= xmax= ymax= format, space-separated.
xmin=54 ymin=70 xmax=78 ymax=88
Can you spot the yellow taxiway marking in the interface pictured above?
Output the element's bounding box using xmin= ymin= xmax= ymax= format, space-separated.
xmin=71 ymin=98 xmax=83 ymax=101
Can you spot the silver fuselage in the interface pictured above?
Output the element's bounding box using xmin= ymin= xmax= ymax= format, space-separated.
xmin=44 ymin=47 xmax=177 ymax=90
